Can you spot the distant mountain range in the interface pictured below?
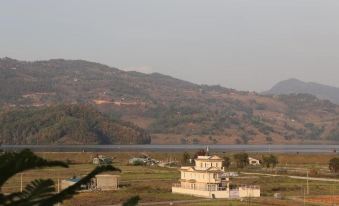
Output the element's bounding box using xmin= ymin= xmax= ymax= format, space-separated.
xmin=264 ymin=78 xmax=339 ymax=104
xmin=1 ymin=57 xmax=339 ymax=145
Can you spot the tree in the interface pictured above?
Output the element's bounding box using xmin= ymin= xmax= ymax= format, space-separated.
xmin=194 ymin=149 xmax=206 ymax=159
xmin=182 ymin=152 xmax=191 ymax=165
xmin=240 ymin=134 xmax=251 ymax=144
xmin=233 ymin=153 xmax=249 ymax=169
xmin=329 ymin=157 xmax=339 ymax=173
xmin=192 ymin=138 xmax=199 ymax=144
xmin=266 ymin=136 xmax=273 ymax=144
xmin=222 ymin=156 xmax=231 ymax=169
xmin=0 ymin=149 xmax=139 ymax=206
xmin=269 ymin=154 xmax=278 ymax=168
xmin=262 ymin=154 xmax=278 ymax=168
xmin=262 ymin=155 xmax=271 ymax=168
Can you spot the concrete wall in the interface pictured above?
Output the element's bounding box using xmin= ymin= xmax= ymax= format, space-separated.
xmin=172 ymin=187 xmax=229 ymax=199
xmin=172 ymin=186 xmax=260 ymax=199
xmin=239 ymin=187 xmax=260 ymax=198
xmin=96 ymin=175 xmax=119 ymax=191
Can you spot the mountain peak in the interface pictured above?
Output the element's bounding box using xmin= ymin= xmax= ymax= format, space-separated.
xmin=265 ymin=78 xmax=339 ymax=104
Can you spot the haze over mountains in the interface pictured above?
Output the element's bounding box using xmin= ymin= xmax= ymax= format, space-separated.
xmin=1 ymin=57 xmax=339 ymax=145
xmin=265 ymin=78 xmax=339 ymax=104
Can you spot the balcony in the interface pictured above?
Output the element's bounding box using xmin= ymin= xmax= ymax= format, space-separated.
xmin=172 ymin=183 xmax=227 ymax=191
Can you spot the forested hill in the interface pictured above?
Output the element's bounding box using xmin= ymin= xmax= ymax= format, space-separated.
xmin=0 ymin=105 xmax=151 ymax=145
xmin=2 ymin=57 xmax=339 ymax=145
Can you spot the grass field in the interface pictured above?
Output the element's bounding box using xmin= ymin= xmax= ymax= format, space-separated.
xmin=2 ymin=151 xmax=339 ymax=206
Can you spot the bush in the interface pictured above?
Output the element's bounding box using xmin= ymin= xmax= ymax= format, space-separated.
xmin=329 ymin=157 xmax=339 ymax=173
xmin=233 ymin=153 xmax=249 ymax=168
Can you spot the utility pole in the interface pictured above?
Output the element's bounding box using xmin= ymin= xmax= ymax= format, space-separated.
xmin=332 ymin=184 xmax=335 ymax=205
xmin=304 ymin=187 xmax=306 ymax=206
xmin=20 ymin=173 xmax=23 ymax=192
xmin=306 ymin=171 xmax=309 ymax=195
xmin=57 ymin=178 xmax=60 ymax=206
xmin=57 ymin=178 xmax=60 ymax=193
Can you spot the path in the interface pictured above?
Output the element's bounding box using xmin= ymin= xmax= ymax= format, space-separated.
xmin=101 ymin=199 xmax=211 ymax=206
xmin=241 ymin=172 xmax=339 ymax=182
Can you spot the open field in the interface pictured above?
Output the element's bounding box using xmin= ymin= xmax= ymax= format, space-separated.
xmin=306 ymin=195 xmax=339 ymax=205
xmin=2 ymin=151 xmax=339 ymax=206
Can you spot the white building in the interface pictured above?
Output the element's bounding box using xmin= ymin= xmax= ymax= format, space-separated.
xmin=248 ymin=157 xmax=261 ymax=166
xmin=172 ymin=155 xmax=260 ymax=199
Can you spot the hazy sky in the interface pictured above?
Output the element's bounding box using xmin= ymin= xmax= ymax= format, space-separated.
xmin=1 ymin=0 xmax=339 ymax=91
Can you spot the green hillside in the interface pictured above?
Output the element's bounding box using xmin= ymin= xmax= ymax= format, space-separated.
xmin=0 ymin=105 xmax=150 ymax=145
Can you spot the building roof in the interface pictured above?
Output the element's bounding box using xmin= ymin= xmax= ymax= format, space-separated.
xmin=196 ymin=155 xmax=223 ymax=161
xmin=64 ymin=178 xmax=80 ymax=183
xmin=96 ymin=174 xmax=120 ymax=178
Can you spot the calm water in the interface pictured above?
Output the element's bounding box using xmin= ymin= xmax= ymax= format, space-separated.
xmin=1 ymin=144 xmax=339 ymax=153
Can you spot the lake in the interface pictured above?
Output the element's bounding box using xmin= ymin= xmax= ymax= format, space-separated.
xmin=1 ymin=144 xmax=339 ymax=153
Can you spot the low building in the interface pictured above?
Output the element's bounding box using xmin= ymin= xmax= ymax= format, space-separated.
xmin=93 ymin=155 xmax=113 ymax=165
xmin=248 ymin=157 xmax=261 ymax=166
xmin=94 ymin=174 xmax=119 ymax=191
xmin=61 ymin=174 xmax=119 ymax=191
xmin=172 ymin=155 xmax=260 ymax=199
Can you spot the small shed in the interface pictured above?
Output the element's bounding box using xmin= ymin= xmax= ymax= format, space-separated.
xmin=94 ymin=174 xmax=119 ymax=191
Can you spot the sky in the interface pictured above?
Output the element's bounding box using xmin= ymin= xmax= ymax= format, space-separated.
xmin=1 ymin=0 xmax=339 ymax=92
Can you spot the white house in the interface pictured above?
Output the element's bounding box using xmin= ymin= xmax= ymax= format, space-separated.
xmin=248 ymin=157 xmax=261 ymax=166
xmin=172 ymin=155 xmax=260 ymax=199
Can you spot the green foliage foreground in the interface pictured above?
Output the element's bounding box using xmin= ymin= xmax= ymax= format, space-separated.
xmin=0 ymin=149 xmax=139 ymax=206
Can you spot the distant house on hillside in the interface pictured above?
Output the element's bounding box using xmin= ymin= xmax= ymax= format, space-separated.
xmin=248 ymin=157 xmax=261 ymax=166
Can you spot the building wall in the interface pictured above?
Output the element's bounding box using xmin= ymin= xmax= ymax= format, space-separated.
xmin=180 ymin=182 xmax=221 ymax=191
xmin=194 ymin=160 xmax=223 ymax=170
xmin=172 ymin=187 xmax=230 ymax=199
xmin=181 ymin=171 xmax=222 ymax=183
xmin=239 ymin=187 xmax=260 ymax=198
xmin=96 ymin=175 xmax=119 ymax=191
xmin=172 ymin=186 xmax=259 ymax=199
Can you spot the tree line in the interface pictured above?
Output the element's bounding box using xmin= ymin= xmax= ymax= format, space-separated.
xmin=181 ymin=151 xmax=279 ymax=169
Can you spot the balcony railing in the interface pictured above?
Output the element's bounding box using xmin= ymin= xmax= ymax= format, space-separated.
xmin=173 ymin=184 xmax=260 ymax=191
xmin=172 ymin=184 xmax=227 ymax=191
